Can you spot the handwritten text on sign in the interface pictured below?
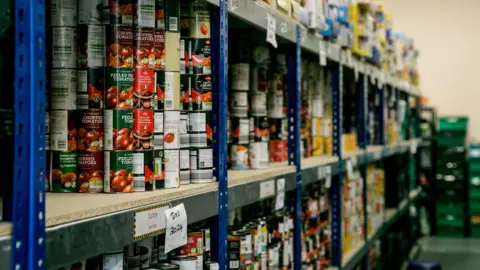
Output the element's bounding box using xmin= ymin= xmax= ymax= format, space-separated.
xmin=164 ymin=203 xmax=188 ymax=253
xmin=134 ymin=204 xmax=169 ymax=240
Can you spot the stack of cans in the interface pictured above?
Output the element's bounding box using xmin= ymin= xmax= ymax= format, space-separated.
xmin=300 ymin=59 xmax=312 ymax=158
xmin=48 ymin=0 xmax=79 ymax=192
xmin=181 ymin=0 xmax=214 ymax=183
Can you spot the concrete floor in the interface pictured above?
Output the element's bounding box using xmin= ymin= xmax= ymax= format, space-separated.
xmin=415 ymin=237 xmax=480 ymax=270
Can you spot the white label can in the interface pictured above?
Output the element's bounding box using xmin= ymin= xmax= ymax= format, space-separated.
xmin=180 ymin=148 xmax=190 ymax=185
xmin=52 ymin=27 xmax=77 ymax=69
xmin=163 ymin=111 xmax=180 ymax=149
xmin=231 ymin=63 xmax=250 ymax=91
xmin=51 ymin=69 xmax=77 ymax=110
xmin=164 ymin=149 xmax=180 ymax=188
xmin=78 ymin=0 xmax=103 ymax=24
xmin=50 ymin=0 xmax=78 ymax=27
xmin=249 ymin=142 xmax=269 ymax=169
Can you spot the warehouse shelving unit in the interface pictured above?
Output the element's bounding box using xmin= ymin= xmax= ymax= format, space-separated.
xmin=1 ymin=0 xmax=424 ymax=269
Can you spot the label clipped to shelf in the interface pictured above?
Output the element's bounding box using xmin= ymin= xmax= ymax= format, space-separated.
xmin=134 ymin=203 xmax=169 ymax=240
xmin=410 ymin=141 xmax=418 ymax=154
xmin=275 ymin=178 xmax=286 ymax=210
xmin=280 ymin=21 xmax=287 ymax=34
xmin=260 ymin=179 xmax=275 ymax=199
xmin=266 ymin=12 xmax=278 ymax=48
xmin=231 ymin=0 xmax=240 ymax=11
xmin=319 ymin=40 xmax=327 ymax=66
xmin=164 ymin=203 xmax=187 ymax=253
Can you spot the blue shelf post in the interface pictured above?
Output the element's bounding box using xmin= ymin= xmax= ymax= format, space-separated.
xmin=288 ymin=26 xmax=302 ymax=270
xmin=331 ymin=51 xmax=343 ymax=268
xmin=210 ymin=0 xmax=228 ymax=268
xmin=377 ymin=85 xmax=386 ymax=145
xmin=12 ymin=0 xmax=47 ymax=269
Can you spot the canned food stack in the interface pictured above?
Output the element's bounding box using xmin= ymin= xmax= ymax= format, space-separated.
xmin=300 ymin=60 xmax=312 ymax=158
xmin=311 ymin=67 xmax=328 ymax=156
xmin=342 ymin=170 xmax=365 ymax=255
xmin=48 ymin=0 xmax=79 ymax=192
xmin=366 ymin=164 xmax=385 ymax=236
xmin=268 ymin=53 xmax=288 ymax=163
xmin=180 ymin=0 xmax=214 ymax=184
xmin=249 ymin=45 xmax=271 ymax=169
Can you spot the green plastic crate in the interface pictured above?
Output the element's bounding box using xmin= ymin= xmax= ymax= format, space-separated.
xmin=437 ymin=225 xmax=465 ymax=237
xmin=439 ymin=117 xmax=469 ymax=132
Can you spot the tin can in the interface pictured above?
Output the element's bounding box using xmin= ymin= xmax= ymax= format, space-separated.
xmin=180 ymin=1 xmax=190 ymax=36
xmin=106 ymin=25 xmax=134 ymax=68
xmin=233 ymin=230 xmax=253 ymax=269
xmin=269 ymin=118 xmax=287 ymax=141
xmin=154 ymin=110 xmax=164 ymax=149
xmin=52 ymin=27 xmax=77 ymax=69
xmin=190 ymin=147 xmax=213 ymax=184
xmin=51 ymin=69 xmax=77 ymax=110
xmin=177 ymin=231 xmax=203 ymax=256
xmin=179 ymin=111 xmax=189 ymax=148
xmin=250 ymin=67 xmax=269 ymax=93
xmin=191 ymin=75 xmax=212 ymax=111
xmin=104 ymin=109 xmax=134 ymax=150
xmin=49 ymin=151 xmax=78 ymax=192
xmin=230 ymin=117 xmax=249 ymax=144
xmin=227 ymin=236 xmax=241 ymax=270
xmin=133 ymin=109 xmax=154 ymax=150
xmin=154 ymin=30 xmax=181 ymax=71
xmin=134 ymin=28 xmax=155 ymax=68
xmin=190 ymin=39 xmax=211 ymax=75
xmin=249 ymin=92 xmax=267 ymax=117
xmin=155 ymin=0 xmax=180 ymax=32
xmin=109 ymin=0 xmax=134 ymax=25
xmin=78 ymin=0 xmax=103 ymax=24
xmin=163 ymin=111 xmax=180 ymax=149
xmin=170 ymin=256 xmax=197 ymax=270
xmin=155 ymin=70 xmax=180 ymax=110
xmin=188 ymin=111 xmax=212 ymax=148
xmin=202 ymin=228 xmax=211 ymax=252
xmin=77 ymin=67 xmax=105 ymax=109
xmin=231 ymin=63 xmax=250 ymax=91
xmin=102 ymin=0 xmax=110 ymax=24
xmin=230 ymin=144 xmax=249 ymax=170
xmin=132 ymin=150 xmax=155 ymax=191
xmin=269 ymin=140 xmax=287 ymax=162
xmin=77 ymin=151 xmax=104 ymax=193
xmin=163 ymin=149 xmax=180 ymax=188
xmin=133 ymin=94 xmax=155 ymax=110
xmin=135 ymin=0 xmax=155 ymax=27
xmin=179 ymin=148 xmax=190 ymax=185
xmin=312 ymin=136 xmax=324 ymax=156
xmin=249 ymin=116 xmax=269 ymax=142
xmin=152 ymin=263 xmax=180 ymax=270
xmin=180 ymin=74 xmax=192 ymax=110
xmin=50 ymin=0 xmax=78 ymax=27
xmin=249 ymin=142 xmax=269 ymax=169
xmin=134 ymin=68 xmax=156 ymax=98
xmin=153 ymin=150 xmax=165 ymax=188
xmin=104 ymin=151 xmax=134 ymax=192
xmin=104 ymin=67 xmax=134 ymax=109
xmin=77 ymin=24 xmax=106 ymax=68
xmin=189 ymin=0 xmax=210 ymax=39
xmin=267 ymin=90 xmax=284 ymax=119
xmin=179 ymin=38 xmax=190 ymax=74
xmin=50 ymin=110 xmax=77 ymax=152
xmin=77 ymin=110 xmax=104 ymax=151
xmin=230 ymin=91 xmax=249 ymax=118
xmin=102 ymin=249 xmax=124 ymax=269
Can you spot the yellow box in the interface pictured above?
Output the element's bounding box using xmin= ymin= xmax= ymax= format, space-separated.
xmin=312 ymin=136 xmax=324 ymax=156
xmin=324 ymin=136 xmax=332 ymax=155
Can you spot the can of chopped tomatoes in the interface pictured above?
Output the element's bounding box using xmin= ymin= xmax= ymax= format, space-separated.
xmin=190 ymin=147 xmax=213 ymax=183
xmin=106 ymin=25 xmax=134 ymax=68
xmin=50 ymin=110 xmax=77 ymax=152
xmin=191 ymin=75 xmax=212 ymax=111
xmin=189 ymin=0 xmax=210 ymax=39
xmin=154 ymin=110 xmax=164 ymax=149
xmin=155 ymin=70 xmax=180 ymax=110
xmin=180 ymin=148 xmax=190 ymax=185
xmin=104 ymin=67 xmax=134 ymax=109
xmin=230 ymin=144 xmax=249 ymax=170
xmin=133 ymin=150 xmax=155 ymax=191
xmin=77 ymin=151 xmax=104 ymax=193
xmin=230 ymin=117 xmax=249 ymax=145
xmin=133 ymin=109 xmax=154 ymax=150
xmin=77 ymin=110 xmax=104 ymax=151
xmin=190 ymin=39 xmax=211 ymax=75
xmin=52 ymin=27 xmax=77 ymax=69
xmin=78 ymin=0 xmax=103 ymax=24
xmin=179 ymin=1 xmax=189 ymax=36
xmin=249 ymin=92 xmax=267 ymax=117
xmin=155 ymin=0 xmax=180 ymax=32
xmin=109 ymin=0 xmax=134 ymax=25
xmin=50 ymin=0 xmax=78 ymax=27
xmin=180 ymin=74 xmax=192 ymax=110
xmin=77 ymin=67 xmax=104 ymax=109
xmin=135 ymin=0 xmax=155 ymax=28
xmin=77 ymin=24 xmax=106 ymax=68
xmin=163 ymin=149 xmax=180 ymax=188
xmin=269 ymin=140 xmax=287 ymax=162
xmin=249 ymin=142 xmax=269 ymax=169
xmin=163 ymin=110 xmax=180 ymax=149
xmin=249 ymin=116 xmax=270 ymax=142
xmin=49 ymin=151 xmax=78 ymax=192
xmin=103 ymin=109 xmax=134 ymax=151
xmin=179 ymin=111 xmax=189 ymax=148
xmin=230 ymin=91 xmax=249 ymax=118
xmin=132 ymin=94 xmax=155 ymax=109
xmin=134 ymin=27 xmax=155 ymax=68
xmin=188 ymin=111 xmax=212 ymax=148
xmin=104 ymin=151 xmax=134 ymax=192
xmin=51 ymin=69 xmax=77 ymax=110
xmin=133 ymin=68 xmax=155 ymax=109
xmin=154 ymin=30 xmax=180 ymax=71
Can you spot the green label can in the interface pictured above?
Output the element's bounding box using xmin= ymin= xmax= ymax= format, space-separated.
xmin=104 ymin=67 xmax=134 ymax=109
xmin=133 ymin=150 xmax=155 ymax=191
xmin=77 ymin=151 xmax=104 ymax=193
xmin=49 ymin=151 xmax=78 ymax=192
xmin=104 ymin=109 xmax=134 ymax=151
xmin=104 ymin=151 xmax=134 ymax=192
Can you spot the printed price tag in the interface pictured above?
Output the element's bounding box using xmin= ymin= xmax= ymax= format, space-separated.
xmin=325 ymin=166 xmax=332 ymax=189
xmin=231 ymin=0 xmax=240 ymax=11
xmin=266 ymin=13 xmax=278 ymax=48
xmin=319 ymin=40 xmax=327 ymax=66
xmin=280 ymin=21 xmax=288 ymax=34
xmin=275 ymin=178 xmax=286 ymax=210
xmin=134 ymin=204 xmax=169 ymax=240
xmin=164 ymin=203 xmax=187 ymax=253
xmin=260 ymin=179 xmax=275 ymax=199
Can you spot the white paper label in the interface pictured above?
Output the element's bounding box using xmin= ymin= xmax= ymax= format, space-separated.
xmin=325 ymin=166 xmax=332 ymax=189
xmin=260 ymin=180 xmax=275 ymax=199
xmin=319 ymin=41 xmax=327 ymax=66
xmin=134 ymin=204 xmax=169 ymax=239
xmin=164 ymin=203 xmax=187 ymax=253
xmin=266 ymin=13 xmax=277 ymax=48
xmin=231 ymin=0 xmax=240 ymax=11
xmin=275 ymin=178 xmax=286 ymax=211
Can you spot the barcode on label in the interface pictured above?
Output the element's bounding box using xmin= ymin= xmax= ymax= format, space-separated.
xmin=45 ymin=134 xmax=50 ymax=150
xmin=230 ymin=261 xmax=239 ymax=269
xmin=77 ymin=95 xmax=88 ymax=109
xmin=165 ymin=100 xmax=173 ymax=109
xmin=169 ymin=17 xmax=178 ymax=32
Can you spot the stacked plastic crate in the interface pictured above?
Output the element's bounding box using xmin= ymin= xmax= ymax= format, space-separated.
xmin=468 ymin=144 xmax=480 ymax=237
xmin=435 ymin=117 xmax=468 ymax=237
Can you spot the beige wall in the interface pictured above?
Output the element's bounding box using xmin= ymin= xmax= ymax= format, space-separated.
xmin=383 ymin=0 xmax=480 ymax=139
